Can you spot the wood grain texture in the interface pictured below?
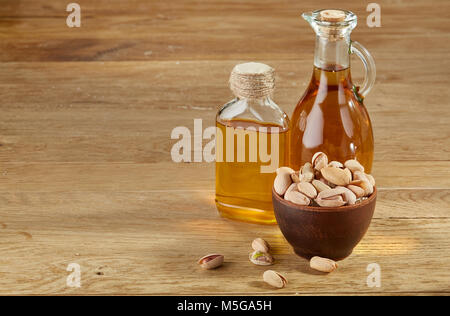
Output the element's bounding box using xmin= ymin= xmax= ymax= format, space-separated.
xmin=0 ymin=0 xmax=449 ymax=295
xmin=0 ymin=191 xmax=449 ymax=295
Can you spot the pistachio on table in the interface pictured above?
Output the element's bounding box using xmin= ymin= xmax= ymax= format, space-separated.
xmin=263 ymin=270 xmax=287 ymax=289
xmin=249 ymin=238 xmax=274 ymax=266
xmin=310 ymin=256 xmax=338 ymax=273
xmin=198 ymin=254 xmax=224 ymax=270
xmin=252 ymin=238 xmax=270 ymax=253
xmin=249 ymin=251 xmax=274 ymax=266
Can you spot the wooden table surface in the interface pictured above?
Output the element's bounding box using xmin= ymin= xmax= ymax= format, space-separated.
xmin=1 ymin=0 xmax=449 ymax=295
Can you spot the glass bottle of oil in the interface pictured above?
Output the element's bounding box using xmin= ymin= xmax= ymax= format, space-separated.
xmin=215 ymin=62 xmax=289 ymax=224
xmin=289 ymin=9 xmax=376 ymax=172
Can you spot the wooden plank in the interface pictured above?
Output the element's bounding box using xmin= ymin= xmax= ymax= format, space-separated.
xmin=0 ymin=61 xmax=449 ymax=163
xmin=0 ymin=0 xmax=449 ymax=61
xmin=0 ymin=161 xmax=449 ymax=192
xmin=0 ymin=189 xmax=448 ymax=222
xmin=0 ymin=201 xmax=448 ymax=294
xmin=1 ymin=0 xmax=449 ymax=296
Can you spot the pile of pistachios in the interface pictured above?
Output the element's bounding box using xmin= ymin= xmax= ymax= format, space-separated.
xmin=274 ymin=152 xmax=375 ymax=207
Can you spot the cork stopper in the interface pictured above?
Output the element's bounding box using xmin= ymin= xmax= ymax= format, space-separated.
xmin=319 ymin=9 xmax=346 ymax=22
xmin=229 ymin=62 xmax=275 ymax=99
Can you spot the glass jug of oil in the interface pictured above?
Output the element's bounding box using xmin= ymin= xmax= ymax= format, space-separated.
xmin=215 ymin=62 xmax=289 ymax=224
xmin=289 ymin=9 xmax=376 ymax=172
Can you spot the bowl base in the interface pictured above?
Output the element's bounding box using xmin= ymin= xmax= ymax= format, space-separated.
xmin=294 ymin=248 xmax=353 ymax=261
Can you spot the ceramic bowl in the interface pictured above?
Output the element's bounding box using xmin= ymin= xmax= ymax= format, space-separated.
xmin=272 ymin=187 xmax=377 ymax=261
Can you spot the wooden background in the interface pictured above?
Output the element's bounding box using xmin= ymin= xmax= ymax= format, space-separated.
xmin=0 ymin=0 xmax=449 ymax=295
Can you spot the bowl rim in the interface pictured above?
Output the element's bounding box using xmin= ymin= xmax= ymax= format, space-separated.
xmin=272 ymin=186 xmax=377 ymax=213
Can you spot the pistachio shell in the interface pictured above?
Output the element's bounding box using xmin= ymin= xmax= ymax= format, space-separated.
xmin=310 ymin=256 xmax=338 ymax=273
xmin=297 ymin=182 xmax=317 ymax=199
xmin=291 ymin=171 xmax=301 ymax=183
xmin=344 ymin=168 xmax=353 ymax=182
xmin=285 ymin=183 xmax=298 ymax=196
xmin=312 ymin=152 xmax=328 ymax=171
xmin=312 ymin=179 xmax=331 ymax=193
xmin=344 ymin=159 xmax=365 ymax=173
xmin=300 ymin=162 xmax=314 ymax=182
xmin=316 ymin=197 xmax=345 ymax=207
xmin=366 ymin=173 xmax=376 ymax=186
xmin=263 ymin=270 xmax=287 ymax=289
xmin=321 ymin=166 xmax=351 ymax=186
xmin=276 ymin=166 xmax=295 ymax=175
xmin=284 ymin=190 xmax=311 ymax=206
xmin=315 ymin=188 xmax=347 ymax=207
xmin=249 ymin=251 xmax=274 ymax=266
xmin=360 ymin=180 xmax=374 ymax=196
xmin=328 ymin=161 xmax=344 ymax=168
xmin=252 ymin=238 xmax=270 ymax=253
xmin=335 ymin=186 xmax=357 ymax=205
xmin=274 ymin=169 xmax=293 ymax=196
xmin=198 ymin=254 xmax=224 ymax=270
xmin=347 ymin=184 xmax=365 ymax=198
xmin=353 ymin=171 xmax=373 ymax=196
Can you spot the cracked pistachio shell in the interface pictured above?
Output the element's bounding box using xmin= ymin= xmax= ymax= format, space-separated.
xmin=263 ymin=270 xmax=287 ymax=289
xmin=297 ymin=182 xmax=317 ymax=199
xmin=315 ymin=188 xmax=347 ymax=207
xmin=276 ymin=167 xmax=295 ymax=175
xmin=315 ymin=195 xmax=345 ymax=207
xmin=335 ymin=186 xmax=357 ymax=205
xmin=252 ymin=238 xmax=270 ymax=253
xmin=321 ymin=166 xmax=351 ymax=186
xmin=284 ymin=190 xmax=311 ymax=206
xmin=310 ymin=256 xmax=338 ymax=273
xmin=344 ymin=159 xmax=365 ymax=173
xmin=344 ymin=168 xmax=353 ymax=182
xmin=328 ymin=161 xmax=344 ymax=168
xmin=285 ymin=183 xmax=298 ymax=196
xmin=300 ymin=162 xmax=314 ymax=182
xmin=198 ymin=254 xmax=224 ymax=270
xmin=312 ymin=152 xmax=328 ymax=171
xmin=291 ymin=171 xmax=301 ymax=183
xmin=249 ymin=251 xmax=274 ymax=266
xmin=353 ymin=171 xmax=374 ymax=195
xmin=366 ymin=173 xmax=376 ymax=186
xmin=312 ymin=179 xmax=331 ymax=193
xmin=347 ymin=184 xmax=365 ymax=198
xmin=274 ymin=168 xmax=293 ymax=196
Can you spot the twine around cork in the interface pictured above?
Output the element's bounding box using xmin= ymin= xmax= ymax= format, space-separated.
xmin=229 ymin=62 xmax=275 ymax=99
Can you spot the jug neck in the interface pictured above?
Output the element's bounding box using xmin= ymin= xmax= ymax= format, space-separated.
xmin=314 ymin=34 xmax=351 ymax=71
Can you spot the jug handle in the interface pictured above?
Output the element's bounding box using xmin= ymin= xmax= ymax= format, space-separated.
xmin=350 ymin=41 xmax=376 ymax=98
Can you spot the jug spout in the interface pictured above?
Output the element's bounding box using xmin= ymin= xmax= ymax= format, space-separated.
xmin=300 ymin=9 xmax=375 ymax=97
